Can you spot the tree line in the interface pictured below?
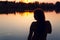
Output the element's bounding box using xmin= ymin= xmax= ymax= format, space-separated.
xmin=0 ymin=1 xmax=60 ymax=13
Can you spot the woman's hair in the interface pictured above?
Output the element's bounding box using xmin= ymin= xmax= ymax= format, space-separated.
xmin=34 ymin=8 xmax=45 ymax=21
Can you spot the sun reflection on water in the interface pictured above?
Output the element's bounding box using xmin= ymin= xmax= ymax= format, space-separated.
xmin=16 ymin=12 xmax=33 ymax=16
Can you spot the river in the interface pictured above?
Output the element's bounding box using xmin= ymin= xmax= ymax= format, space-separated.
xmin=0 ymin=11 xmax=60 ymax=40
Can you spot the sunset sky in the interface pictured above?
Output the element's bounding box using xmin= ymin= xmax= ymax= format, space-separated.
xmin=0 ymin=0 xmax=60 ymax=40
xmin=0 ymin=0 xmax=60 ymax=3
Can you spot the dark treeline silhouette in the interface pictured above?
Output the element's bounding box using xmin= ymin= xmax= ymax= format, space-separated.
xmin=55 ymin=2 xmax=60 ymax=13
xmin=0 ymin=1 xmax=60 ymax=14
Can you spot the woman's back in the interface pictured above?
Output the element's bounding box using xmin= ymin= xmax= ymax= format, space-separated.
xmin=31 ymin=21 xmax=47 ymax=40
xmin=28 ymin=8 xmax=52 ymax=40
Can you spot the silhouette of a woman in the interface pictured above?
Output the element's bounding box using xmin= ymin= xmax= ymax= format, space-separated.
xmin=28 ymin=8 xmax=52 ymax=40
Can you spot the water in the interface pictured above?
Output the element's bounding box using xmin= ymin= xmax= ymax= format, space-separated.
xmin=0 ymin=11 xmax=60 ymax=40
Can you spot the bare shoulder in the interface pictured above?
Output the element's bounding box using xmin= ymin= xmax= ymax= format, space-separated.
xmin=45 ymin=20 xmax=52 ymax=33
xmin=30 ymin=22 xmax=37 ymax=29
xmin=45 ymin=21 xmax=51 ymax=26
xmin=31 ymin=21 xmax=37 ymax=26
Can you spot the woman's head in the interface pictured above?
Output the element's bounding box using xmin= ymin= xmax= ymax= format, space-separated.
xmin=34 ymin=8 xmax=45 ymax=21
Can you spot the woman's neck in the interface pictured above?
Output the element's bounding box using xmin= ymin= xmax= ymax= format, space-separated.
xmin=37 ymin=20 xmax=45 ymax=22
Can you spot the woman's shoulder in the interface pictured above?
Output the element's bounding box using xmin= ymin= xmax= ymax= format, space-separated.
xmin=30 ymin=21 xmax=37 ymax=30
xmin=45 ymin=21 xmax=51 ymax=26
xmin=30 ymin=21 xmax=37 ymax=28
xmin=31 ymin=21 xmax=37 ymax=25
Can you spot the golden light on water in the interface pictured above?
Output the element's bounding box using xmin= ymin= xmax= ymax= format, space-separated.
xmin=16 ymin=12 xmax=33 ymax=16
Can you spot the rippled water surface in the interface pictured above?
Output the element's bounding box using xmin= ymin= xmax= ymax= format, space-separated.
xmin=0 ymin=11 xmax=60 ymax=40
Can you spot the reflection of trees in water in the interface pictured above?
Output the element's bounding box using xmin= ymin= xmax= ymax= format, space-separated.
xmin=0 ymin=1 xmax=60 ymax=14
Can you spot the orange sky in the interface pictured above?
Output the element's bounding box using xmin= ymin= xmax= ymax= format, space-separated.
xmin=1 ymin=0 xmax=60 ymax=3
